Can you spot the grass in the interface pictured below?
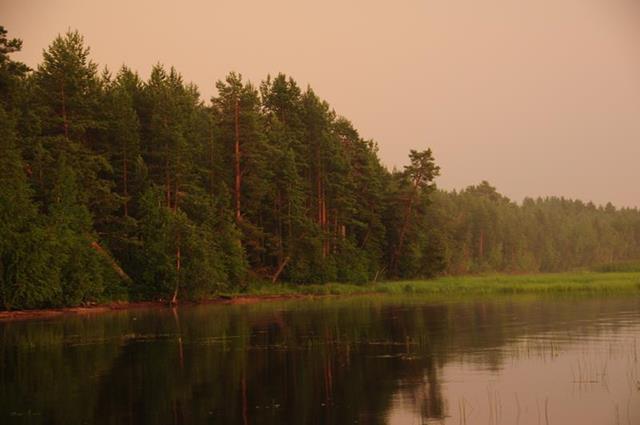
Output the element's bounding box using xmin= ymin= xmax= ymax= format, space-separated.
xmin=377 ymin=272 xmax=640 ymax=295
xmin=230 ymin=271 xmax=640 ymax=299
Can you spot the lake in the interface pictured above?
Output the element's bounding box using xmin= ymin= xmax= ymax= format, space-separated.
xmin=1 ymin=294 xmax=639 ymax=424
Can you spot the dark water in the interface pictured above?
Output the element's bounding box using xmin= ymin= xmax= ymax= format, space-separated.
xmin=1 ymin=295 xmax=639 ymax=424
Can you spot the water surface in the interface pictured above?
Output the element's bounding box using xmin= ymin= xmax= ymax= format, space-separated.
xmin=1 ymin=295 xmax=639 ymax=424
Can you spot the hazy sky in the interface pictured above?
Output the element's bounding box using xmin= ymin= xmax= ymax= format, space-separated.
xmin=3 ymin=0 xmax=640 ymax=207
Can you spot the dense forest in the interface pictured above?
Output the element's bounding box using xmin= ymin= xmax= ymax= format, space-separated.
xmin=2 ymin=27 xmax=640 ymax=309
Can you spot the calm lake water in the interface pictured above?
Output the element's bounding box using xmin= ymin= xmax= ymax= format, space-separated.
xmin=1 ymin=295 xmax=639 ymax=424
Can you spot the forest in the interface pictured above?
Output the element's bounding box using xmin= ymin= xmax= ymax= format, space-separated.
xmin=2 ymin=27 xmax=640 ymax=310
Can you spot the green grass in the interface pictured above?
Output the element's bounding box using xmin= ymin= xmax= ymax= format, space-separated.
xmin=224 ymin=281 xmax=372 ymax=297
xmin=376 ymin=272 xmax=640 ymax=295
xmin=231 ymin=271 xmax=640 ymax=299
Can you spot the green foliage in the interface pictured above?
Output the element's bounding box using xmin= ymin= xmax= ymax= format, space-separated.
xmin=591 ymin=260 xmax=640 ymax=273
xmin=424 ymin=185 xmax=640 ymax=275
xmin=0 ymin=105 xmax=55 ymax=309
xmin=0 ymin=25 xmax=29 ymax=110
xmin=2 ymin=26 xmax=640 ymax=310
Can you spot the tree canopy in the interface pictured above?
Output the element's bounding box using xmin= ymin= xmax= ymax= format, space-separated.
xmin=2 ymin=27 xmax=640 ymax=309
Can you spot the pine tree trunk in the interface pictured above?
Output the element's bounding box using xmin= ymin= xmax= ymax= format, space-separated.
xmin=316 ymin=149 xmax=322 ymax=225
xmin=123 ymin=144 xmax=129 ymax=217
xmin=322 ymin=186 xmax=328 ymax=257
xmin=163 ymin=117 xmax=171 ymax=208
xmin=360 ymin=225 xmax=370 ymax=249
xmin=276 ymin=191 xmax=284 ymax=263
xmin=165 ymin=157 xmax=171 ymax=208
xmin=209 ymin=123 xmax=215 ymax=196
xmin=287 ymin=198 xmax=293 ymax=243
xmin=234 ymin=97 xmax=241 ymax=222
xmin=171 ymin=158 xmax=180 ymax=304
xmin=171 ymin=234 xmax=181 ymax=305
xmin=390 ymin=182 xmax=418 ymax=274
xmin=315 ymin=145 xmax=326 ymax=258
xmin=60 ymin=80 xmax=69 ymax=138
xmin=173 ymin=163 xmax=179 ymax=212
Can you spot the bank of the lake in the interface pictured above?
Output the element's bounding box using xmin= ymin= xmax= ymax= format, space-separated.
xmin=242 ymin=270 xmax=640 ymax=297
xmin=2 ymin=271 xmax=638 ymax=321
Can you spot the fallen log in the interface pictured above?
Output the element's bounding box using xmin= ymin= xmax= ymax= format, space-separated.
xmin=90 ymin=241 xmax=132 ymax=282
xmin=271 ymin=256 xmax=290 ymax=284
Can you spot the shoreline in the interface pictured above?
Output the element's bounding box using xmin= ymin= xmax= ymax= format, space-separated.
xmin=0 ymin=294 xmax=318 ymax=322
xmin=1 ymin=271 xmax=638 ymax=322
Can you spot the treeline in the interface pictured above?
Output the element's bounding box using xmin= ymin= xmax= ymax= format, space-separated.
xmin=1 ymin=28 xmax=640 ymax=309
xmin=423 ymin=185 xmax=640 ymax=275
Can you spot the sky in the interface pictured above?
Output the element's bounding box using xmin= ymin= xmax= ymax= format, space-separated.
xmin=3 ymin=0 xmax=640 ymax=207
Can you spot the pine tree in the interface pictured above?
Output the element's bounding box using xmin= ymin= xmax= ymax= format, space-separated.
xmin=259 ymin=74 xmax=307 ymax=281
xmin=212 ymin=72 xmax=270 ymax=271
xmin=30 ymin=30 xmax=115 ymax=221
xmin=0 ymin=105 xmax=55 ymax=309
xmin=0 ymin=26 xmax=29 ymax=111
xmin=388 ymin=149 xmax=440 ymax=276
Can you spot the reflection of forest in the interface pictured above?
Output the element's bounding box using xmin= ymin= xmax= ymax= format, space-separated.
xmin=0 ymin=296 xmax=636 ymax=424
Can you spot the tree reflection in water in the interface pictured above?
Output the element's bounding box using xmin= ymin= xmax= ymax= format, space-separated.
xmin=0 ymin=295 xmax=638 ymax=424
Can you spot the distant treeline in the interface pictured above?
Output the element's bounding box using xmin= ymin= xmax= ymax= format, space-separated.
xmin=1 ymin=28 xmax=640 ymax=309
